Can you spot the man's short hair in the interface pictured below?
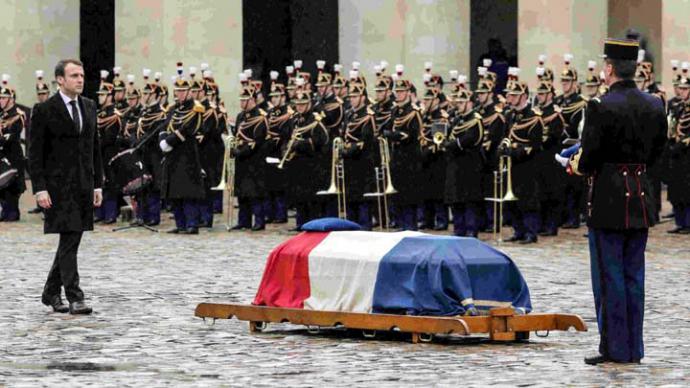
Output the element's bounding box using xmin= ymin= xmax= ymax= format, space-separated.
xmin=54 ymin=59 xmax=84 ymax=78
xmin=606 ymin=59 xmax=637 ymax=80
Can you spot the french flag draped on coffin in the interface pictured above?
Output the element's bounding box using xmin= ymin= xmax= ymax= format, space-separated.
xmin=253 ymin=219 xmax=532 ymax=316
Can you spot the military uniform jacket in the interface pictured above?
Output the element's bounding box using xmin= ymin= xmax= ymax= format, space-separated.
xmin=0 ymin=105 xmax=27 ymax=194
xmin=478 ymin=102 xmax=506 ymax=171
xmin=159 ymin=99 xmax=206 ymax=200
xmin=504 ymin=103 xmax=544 ymax=211
xmin=28 ymin=93 xmax=104 ymax=233
xmin=232 ymin=107 xmax=268 ymax=199
xmin=444 ymin=110 xmax=484 ymax=204
xmin=576 ymin=80 xmax=667 ymax=229
xmin=265 ymin=104 xmax=292 ymax=192
xmin=97 ymin=105 xmax=125 ymax=191
xmin=342 ymin=104 xmax=376 ymax=199
xmin=373 ymin=97 xmax=394 ymax=138
xmin=385 ymin=100 xmax=423 ymax=206
xmin=196 ymin=99 xmax=223 ymax=188
xmin=535 ymin=103 xmax=566 ymax=199
xmin=666 ymin=100 xmax=690 ymax=205
xmin=420 ymin=106 xmax=449 ymax=201
xmin=317 ymin=93 xmax=344 ymax=140
xmin=555 ymin=93 xmax=586 ymax=140
xmin=134 ymin=104 xmax=167 ymax=188
xmin=284 ymin=110 xmax=328 ymax=204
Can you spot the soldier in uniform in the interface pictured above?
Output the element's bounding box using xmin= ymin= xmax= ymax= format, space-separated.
xmin=567 ymin=38 xmax=666 ymax=365
xmin=0 ymin=81 xmax=27 ymax=221
xmin=204 ymin=70 xmax=229 ymax=215
xmin=502 ymin=74 xmax=544 ymax=244
xmin=265 ymin=72 xmax=291 ymax=224
xmin=341 ymin=75 xmax=376 ymax=229
xmin=419 ymin=86 xmax=449 ymax=230
xmin=158 ymin=75 xmax=206 ymax=234
xmin=556 ymin=55 xmax=588 ymax=229
xmin=122 ymin=75 xmax=142 ymax=144
xmin=384 ymin=67 xmax=423 ymax=230
xmin=666 ymin=75 xmax=690 ymax=234
xmin=534 ymin=76 xmax=566 ymax=236
xmin=582 ymin=61 xmax=603 ymax=100
xmin=131 ymin=77 xmax=168 ymax=226
xmin=192 ymin=77 xmax=222 ymax=228
xmin=112 ymin=67 xmax=128 ymax=113
xmin=283 ymin=79 xmax=328 ymax=230
xmin=332 ymin=64 xmax=350 ymax=112
xmin=94 ymin=80 xmax=123 ymax=224
xmin=230 ymin=81 xmax=269 ymax=231
xmin=475 ymin=71 xmax=506 ymax=232
xmin=443 ymin=88 xmax=484 ymax=237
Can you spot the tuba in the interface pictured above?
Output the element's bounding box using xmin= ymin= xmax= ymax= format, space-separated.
xmin=317 ymin=137 xmax=347 ymax=219
xmin=363 ymin=137 xmax=397 ymax=230
xmin=213 ymin=133 xmax=237 ymax=231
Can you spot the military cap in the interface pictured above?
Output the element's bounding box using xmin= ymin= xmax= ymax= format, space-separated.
xmin=143 ymin=82 xmax=163 ymax=96
xmin=535 ymin=79 xmax=555 ymax=94
xmin=677 ymin=76 xmax=690 ymax=89
xmin=422 ymin=88 xmax=438 ymax=100
xmin=584 ymin=60 xmax=601 ymax=86
xmin=348 ymin=80 xmax=367 ymax=97
xmin=560 ymin=54 xmax=578 ymax=81
xmin=173 ymin=77 xmax=191 ymax=91
xmin=35 ymin=70 xmax=50 ymax=94
xmin=475 ymin=79 xmax=494 ymax=94
xmin=97 ymin=82 xmax=115 ymax=95
xmin=374 ymin=77 xmax=391 ymax=92
xmin=455 ymin=88 xmax=472 ymax=102
xmin=506 ymin=80 xmax=529 ymax=95
xmin=239 ymin=84 xmax=257 ymax=101
xmin=602 ymin=38 xmax=639 ymax=61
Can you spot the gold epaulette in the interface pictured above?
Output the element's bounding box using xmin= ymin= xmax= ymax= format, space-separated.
xmin=441 ymin=110 xmax=449 ymax=119
xmin=474 ymin=112 xmax=483 ymax=120
xmin=259 ymin=108 xmax=267 ymax=116
xmin=287 ymin=106 xmax=295 ymax=115
xmin=193 ymin=100 xmax=205 ymax=113
xmin=313 ymin=112 xmax=323 ymax=121
xmin=554 ymin=105 xmax=563 ymax=113
xmin=412 ymin=102 xmax=422 ymax=111
xmin=531 ymin=108 xmax=542 ymax=116
xmin=368 ymin=97 xmax=376 ymax=105
xmin=494 ymin=105 xmax=503 ymax=113
xmin=16 ymin=107 xmax=26 ymax=117
xmin=336 ymin=96 xmax=343 ymax=104
xmin=367 ymin=107 xmax=375 ymax=116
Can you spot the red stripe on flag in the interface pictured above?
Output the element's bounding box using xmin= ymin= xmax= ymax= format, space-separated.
xmin=252 ymin=232 xmax=329 ymax=308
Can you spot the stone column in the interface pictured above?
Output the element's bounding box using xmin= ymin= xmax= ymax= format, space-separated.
xmin=339 ymin=0 xmax=470 ymax=92
xmin=518 ymin=0 xmax=608 ymax=92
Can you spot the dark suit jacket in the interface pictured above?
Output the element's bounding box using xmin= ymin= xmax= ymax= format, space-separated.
xmin=28 ymin=93 xmax=103 ymax=233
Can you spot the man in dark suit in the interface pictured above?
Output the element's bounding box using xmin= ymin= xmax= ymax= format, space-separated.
xmin=28 ymin=59 xmax=104 ymax=315
xmin=567 ymin=39 xmax=667 ymax=365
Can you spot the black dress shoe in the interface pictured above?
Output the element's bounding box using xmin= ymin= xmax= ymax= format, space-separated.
xmin=518 ymin=235 xmax=538 ymax=244
xmin=182 ymin=227 xmax=199 ymax=235
xmin=562 ymin=223 xmax=580 ymax=229
xmin=230 ymin=224 xmax=247 ymax=230
xmin=166 ymin=228 xmax=181 ymax=234
xmin=69 ymin=301 xmax=93 ymax=315
xmin=199 ymin=221 xmax=213 ymax=228
xmin=103 ymin=218 xmax=117 ymax=225
xmin=145 ymin=220 xmax=160 ymax=226
xmin=28 ymin=207 xmax=43 ymax=214
xmin=505 ymin=235 xmax=523 ymax=242
xmin=252 ymin=224 xmax=266 ymax=231
xmin=584 ymin=354 xmax=610 ymax=365
xmin=667 ymin=226 xmax=685 ymax=234
xmin=538 ymin=230 xmax=558 ymax=237
xmin=662 ymin=212 xmax=675 ymax=219
xmin=274 ymin=219 xmax=288 ymax=224
xmin=47 ymin=297 xmax=69 ymax=313
xmin=679 ymin=228 xmax=690 ymax=235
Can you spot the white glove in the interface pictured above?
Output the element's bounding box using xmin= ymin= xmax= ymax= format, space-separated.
xmin=554 ymin=153 xmax=569 ymax=168
xmin=159 ymin=139 xmax=173 ymax=153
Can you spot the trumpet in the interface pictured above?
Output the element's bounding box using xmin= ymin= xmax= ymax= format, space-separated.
xmin=364 ymin=137 xmax=397 ymax=230
xmin=317 ymin=137 xmax=347 ymax=219
xmin=212 ymin=133 xmax=237 ymax=231
xmin=433 ymin=131 xmax=445 ymax=145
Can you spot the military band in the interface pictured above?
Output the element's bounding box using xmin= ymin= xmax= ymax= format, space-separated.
xmin=2 ymin=50 xmax=689 ymax=247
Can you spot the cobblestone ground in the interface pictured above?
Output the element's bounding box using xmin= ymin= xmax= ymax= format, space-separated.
xmin=1 ymin=195 xmax=689 ymax=387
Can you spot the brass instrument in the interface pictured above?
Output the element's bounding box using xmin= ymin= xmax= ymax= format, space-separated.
xmin=433 ymin=130 xmax=445 ymax=145
xmin=277 ymin=120 xmax=316 ymax=169
xmin=484 ymin=138 xmax=518 ymax=244
xmin=364 ymin=137 xmax=397 ymax=230
xmin=212 ymin=133 xmax=237 ymax=231
xmin=317 ymin=137 xmax=347 ymax=219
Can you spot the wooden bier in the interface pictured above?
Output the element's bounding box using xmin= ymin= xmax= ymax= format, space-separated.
xmin=195 ymin=303 xmax=587 ymax=344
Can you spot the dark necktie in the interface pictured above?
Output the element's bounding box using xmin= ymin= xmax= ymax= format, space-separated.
xmin=69 ymin=100 xmax=81 ymax=132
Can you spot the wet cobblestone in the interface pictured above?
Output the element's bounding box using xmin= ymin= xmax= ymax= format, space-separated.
xmin=1 ymin=203 xmax=689 ymax=386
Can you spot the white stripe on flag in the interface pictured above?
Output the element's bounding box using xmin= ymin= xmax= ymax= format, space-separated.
xmin=304 ymin=231 xmax=423 ymax=313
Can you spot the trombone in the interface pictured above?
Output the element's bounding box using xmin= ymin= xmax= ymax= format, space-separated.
xmin=212 ymin=133 xmax=237 ymax=231
xmin=484 ymin=138 xmax=518 ymax=244
xmin=364 ymin=137 xmax=397 ymax=231
xmin=317 ymin=137 xmax=347 ymax=219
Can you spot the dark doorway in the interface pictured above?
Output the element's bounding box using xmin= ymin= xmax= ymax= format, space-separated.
xmin=470 ymin=0 xmax=518 ymax=93
xmin=80 ymin=0 xmax=115 ymax=99
xmin=243 ymin=0 xmax=339 ymax=91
